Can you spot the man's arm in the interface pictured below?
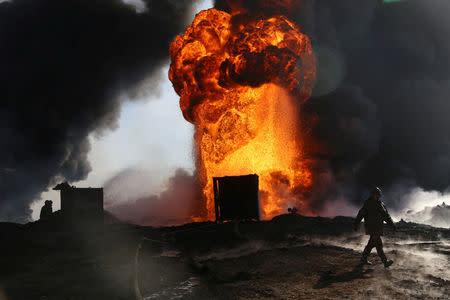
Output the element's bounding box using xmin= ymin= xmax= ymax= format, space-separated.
xmin=354 ymin=204 xmax=366 ymax=231
xmin=381 ymin=202 xmax=396 ymax=231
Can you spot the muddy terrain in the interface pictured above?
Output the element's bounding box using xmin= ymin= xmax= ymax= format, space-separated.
xmin=0 ymin=215 xmax=448 ymax=299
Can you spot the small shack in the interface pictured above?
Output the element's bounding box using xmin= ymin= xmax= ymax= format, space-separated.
xmin=53 ymin=182 xmax=103 ymax=224
xmin=213 ymin=174 xmax=260 ymax=222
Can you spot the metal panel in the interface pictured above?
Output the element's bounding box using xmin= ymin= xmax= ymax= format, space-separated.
xmin=213 ymin=174 xmax=260 ymax=222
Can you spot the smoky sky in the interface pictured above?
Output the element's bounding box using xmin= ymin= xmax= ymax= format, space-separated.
xmin=105 ymin=168 xmax=202 ymax=226
xmin=0 ymin=0 xmax=198 ymax=222
xmin=215 ymin=0 xmax=450 ymax=210
xmin=300 ymin=0 xmax=450 ymax=209
xmin=2 ymin=0 xmax=449 ymax=222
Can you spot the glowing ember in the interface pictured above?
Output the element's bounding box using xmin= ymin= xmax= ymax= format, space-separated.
xmin=169 ymin=6 xmax=316 ymax=220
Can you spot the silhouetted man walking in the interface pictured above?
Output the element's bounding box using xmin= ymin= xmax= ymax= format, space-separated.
xmin=354 ymin=187 xmax=396 ymax=267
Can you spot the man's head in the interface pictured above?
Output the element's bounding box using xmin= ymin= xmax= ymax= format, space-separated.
xmin=370 ymin=187 xmax=382 ymax=200
xmin=45 ymin=200 xmax=53 ymax=206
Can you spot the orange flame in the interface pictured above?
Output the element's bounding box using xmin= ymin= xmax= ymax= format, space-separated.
xmin=169 ymin=7 xmax=316 ymax=220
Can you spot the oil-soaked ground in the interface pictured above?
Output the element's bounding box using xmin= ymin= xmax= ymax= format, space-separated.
xmin=0 ymin=215 xmax=449 ymax=300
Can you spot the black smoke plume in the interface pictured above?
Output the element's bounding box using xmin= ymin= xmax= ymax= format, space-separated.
xmin=215 ymin=0 xmax=450 ymax=211
xmin=3 ymin=0 xmax=449 ymax=222
xmin=0 ymin=0 xmax=197 ymax=222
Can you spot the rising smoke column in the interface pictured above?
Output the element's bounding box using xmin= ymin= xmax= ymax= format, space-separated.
xmin=0 ymin=0 xmax=198 ymax=222
xmin=290 ymin=0 xmax=450 ymax=211
xmin=169 ymin=1 xmax=316 ymax=220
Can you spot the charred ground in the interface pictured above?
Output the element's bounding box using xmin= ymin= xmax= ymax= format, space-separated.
xmin=0 ymin=215 xmax=449 ymax=300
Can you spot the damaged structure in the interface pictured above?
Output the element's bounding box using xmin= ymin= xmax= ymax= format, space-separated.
xmin=213 ymin=174 xmax=260 ymax=222
xmin=53 ymin=182 xmax=104 ymax=225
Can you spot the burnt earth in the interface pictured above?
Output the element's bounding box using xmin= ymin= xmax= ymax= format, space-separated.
xmin=0 ymin=215 xmax=449 ymax=299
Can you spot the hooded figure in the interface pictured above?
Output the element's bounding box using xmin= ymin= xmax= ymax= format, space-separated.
xmin=354 ymin=187 xmax=396 ymax=267
xmin=40 ymin=200 xmax=53 ymax=221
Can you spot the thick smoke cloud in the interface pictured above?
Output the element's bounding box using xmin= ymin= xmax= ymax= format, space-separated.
xmin=216 ymin=0 xmax=450 ymax=211
xmin=2 ymin=0 xmax=449 ymax=222
xmin=0 ymin=0 xmax=197 ymax=222
xmin=301 ymin=0 xmax=450 ymax=210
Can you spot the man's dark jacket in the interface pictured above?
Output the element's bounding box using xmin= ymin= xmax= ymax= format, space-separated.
xmin=355 ymin=197 xmax=394 ymax=235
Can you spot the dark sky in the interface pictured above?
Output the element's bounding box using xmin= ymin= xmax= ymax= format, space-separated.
xmin=1 ymin=0 xmax=450 ymax=222
xmin=214 ymin=0 xmax=450 ymax=210
xmin=298 ymin=0 xmax=450 ymax=209
xmin=0 ymin=0 xmax=197 ymax=222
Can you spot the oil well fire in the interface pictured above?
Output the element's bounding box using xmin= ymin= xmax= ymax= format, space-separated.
xmin=169 ymin=0 xmax=317 ymax=221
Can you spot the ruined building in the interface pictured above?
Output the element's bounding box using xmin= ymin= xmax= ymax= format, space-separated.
xmin=53 ymin=182 xmax=104 ymax=225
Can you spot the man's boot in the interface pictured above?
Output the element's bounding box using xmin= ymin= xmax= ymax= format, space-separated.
xmin=378 ymin=250 xmax=393 ymax=267
xmin=376 ymin=245 xmax=393 ymax=267
xmin=360 ymin=250 xmax=372 ymax=265
xmin=360 ymin=257 xmax=372 ymax=265
xmin=383 ymin=259 xmax=393 ymax=268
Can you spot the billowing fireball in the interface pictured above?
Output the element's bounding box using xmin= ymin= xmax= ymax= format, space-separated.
xmin=169 ymin=4 xmax=316 ymax=220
